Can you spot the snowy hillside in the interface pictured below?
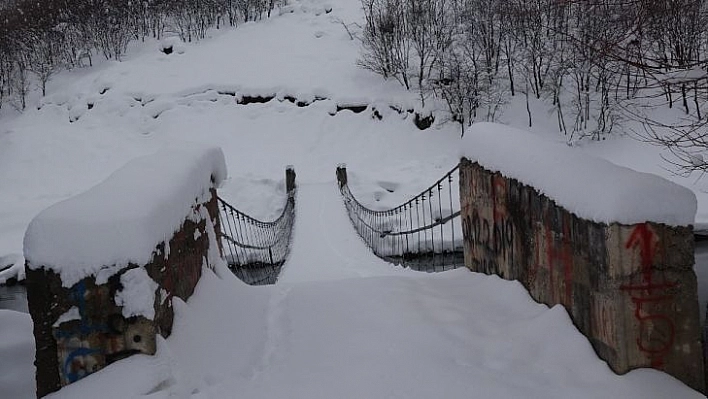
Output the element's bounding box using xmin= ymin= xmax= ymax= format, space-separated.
xmin=0 ymin=0 xmax=706 ymax=397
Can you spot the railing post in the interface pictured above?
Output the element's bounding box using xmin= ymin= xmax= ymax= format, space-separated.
xmin=336 ymin=164 xmax=348 ymax=189
xmin=286 ymin=166 xmax=296 ymax=195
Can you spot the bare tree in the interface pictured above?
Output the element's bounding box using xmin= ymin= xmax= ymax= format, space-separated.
xmin=358 ymin=0 xmax=412 ymax=89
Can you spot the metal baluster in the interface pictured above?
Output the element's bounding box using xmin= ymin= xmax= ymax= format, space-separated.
xmin=438 ymin=182 xmax=445 ymax=271
xmin=449 ymin=172 xmax=455 ymax=257
xmin=415 ymin=197 xmax=421 ymax=255
xmin=428 ymin=189 xmax=435 ymax=260
xmin=221 ymin=203 xmax=239 ymax=266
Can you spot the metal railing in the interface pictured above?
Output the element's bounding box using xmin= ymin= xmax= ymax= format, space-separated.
xmin=336 ymin=164 xmax=464 ymax=272
xmin=217 ymin=168 xmax=296 ymax=285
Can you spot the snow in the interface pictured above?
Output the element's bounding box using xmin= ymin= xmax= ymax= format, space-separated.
xmin=0 ymin=310 xmax=35 ymax=399
xmin=53 ymin=306 xmax=81 ymax=327
xmin=278 ymin=182 xmax=405 ymax=283
xmin=461 ymin=122 xmax=697 ymax=226
xmin=35 ymin=269 xmax=705 ymax=399
xmin=0 ymin=253 xmax=25 ymax=284
xmin=23 ymin=146 xmax=227 ymax=288
xmin=0 ymin=0 xmax=706 ymax=396
xmin=45 ymin=337 xmax=178 ymax=399
xmin=159 ymin=37 xmax=186 ymax=55
xmin=115 ymin=268 xmax=159 ymax=320
xmin=658 ymin=67 xmax=708 ymax=85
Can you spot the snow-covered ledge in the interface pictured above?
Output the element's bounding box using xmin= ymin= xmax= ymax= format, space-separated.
xmin=459 ymin=123 xmax=704 ymax=393
xmin=23 ymin=146 xmax=227 ymax=398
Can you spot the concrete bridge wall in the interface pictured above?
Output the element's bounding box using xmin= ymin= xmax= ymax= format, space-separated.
xmin=24 ymin=147 xmax=226 ymax=397
xmin=25 ymin=190 xmax=220 ymax=397
xmin=459 ymin=158 xmax=705 ymax=393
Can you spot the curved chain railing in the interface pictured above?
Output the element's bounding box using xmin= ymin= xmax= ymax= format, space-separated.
xmin=336 ymin=164 xmax=464 ymax=272
xmin=217 ymin=168 xmax=296 ymax=285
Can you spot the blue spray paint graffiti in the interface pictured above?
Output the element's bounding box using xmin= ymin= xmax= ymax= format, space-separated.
xmin=63 ymin=347 xmax=101 ymax=383
xmin=54 ymin=280 xmax=111 ymax=384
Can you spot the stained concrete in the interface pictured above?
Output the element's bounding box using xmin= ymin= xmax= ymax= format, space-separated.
xmin=460 ymin=158 xmax=705 ymax=393
xmin=25 ymin=189 xmax=220 ymax=398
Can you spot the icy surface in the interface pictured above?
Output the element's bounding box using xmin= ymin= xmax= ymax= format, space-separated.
xmin=23 ymin=146 xmax=227 ymax=287
xmin=115 ymin=268 xmax=159 ymax=320
xmin=461 ymin=123 xmax=697 ymax=226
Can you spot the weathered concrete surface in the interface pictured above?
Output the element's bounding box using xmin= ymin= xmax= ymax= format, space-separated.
xmin=26 ymin=189 xmax=221 ymax=398
xmin=460 ymin=158 xmax=705 ymax=393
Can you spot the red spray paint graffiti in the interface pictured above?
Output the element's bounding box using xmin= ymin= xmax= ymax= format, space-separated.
xmin=619 ymin=223 xmax=677 ymax=368
xmin=528 ymin=209 xmax=574 ymax=306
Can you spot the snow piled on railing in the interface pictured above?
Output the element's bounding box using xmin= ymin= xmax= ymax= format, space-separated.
xmin=23 ymin=146 xmax=227 ymax=287
xmin=0 ymin=254 xmax=24 ymax=284
xmin=460 ymin=123 xmax=696 ymax=226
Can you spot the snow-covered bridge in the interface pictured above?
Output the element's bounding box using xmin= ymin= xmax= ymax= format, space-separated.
xmin=1 ymin=0 xmax=707 ymax=396
xmin=17 ymin=129 xmax=705 ymax=397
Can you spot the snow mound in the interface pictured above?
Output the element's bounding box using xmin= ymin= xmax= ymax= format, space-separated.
xmin=24 ymin=146 xmax=227 ymax=287
xmin=0 ymin=310 xmax=34 ymax=398
xmin=0 ymin=253 xmax=25 ymax=283
xmin=115 ymin=268 xmax=159 ymax=320
xmin=461 ymin=123 xmax=696 ymax=226
xmin=159 ymin=36 xmax=186 ymax=55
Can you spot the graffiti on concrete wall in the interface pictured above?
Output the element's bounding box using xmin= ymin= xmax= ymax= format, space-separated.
xmin=53 ymin=279 xmax=157 ymax=385
xmin=463 ymin=211 xmax=514 ymax=265
xmin=619 ymin=223 xmax=677 ymax=368
xmin=459 ymin=158 xmax=703 ymax=393
xmin=462 ymin=171 xmax=516 ymax=276
xmin=545 ymin=216 xmax=574 ymax=306
xmin=591 ymin=295 xmax=618 ymax=349
xmin=54 ymin=280 xmax=108 ymax=384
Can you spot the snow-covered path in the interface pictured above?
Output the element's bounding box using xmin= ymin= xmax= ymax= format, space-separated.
xmin=45 ymin=267 xmax=705 ymax=399
xmin=278 ymin=181 xmax=403 ymax=283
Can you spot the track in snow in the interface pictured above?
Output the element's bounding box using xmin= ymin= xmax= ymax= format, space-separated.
xmin=277 ymin=181 xmax=407 ymax=284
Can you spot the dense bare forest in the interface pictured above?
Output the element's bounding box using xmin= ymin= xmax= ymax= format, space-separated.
xmin=359 ymin=0 xmax=708 ymax=149
xmin=0 ymin=0 xmax=281 ymax=110
xmin=3 ymin=0 xmax=708 ymax=171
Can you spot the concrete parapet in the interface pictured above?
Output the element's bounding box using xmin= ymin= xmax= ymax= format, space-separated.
xmin=459 ymin=158 xmax=704 ymax=393
xmin=24 ymin=146 xmax=226 ymax=398
xmin=26 ymin=189 xmax=220 ymax=397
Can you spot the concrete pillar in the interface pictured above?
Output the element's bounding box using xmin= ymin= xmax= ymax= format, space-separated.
xmin=459 ymin=158 xmax=705 ymax=393
xmin=26 ymin=191 xmax=221 ymax=397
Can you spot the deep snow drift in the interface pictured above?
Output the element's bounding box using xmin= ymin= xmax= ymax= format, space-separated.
xmin=0 ymin=0 xmax=706 ymax=396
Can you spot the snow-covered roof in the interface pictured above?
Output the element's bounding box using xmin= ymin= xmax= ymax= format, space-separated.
xmin=23 ymin=146 xmax=227 ymax=287
xmin=460 ymin=123 xmax=696 ymax=226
